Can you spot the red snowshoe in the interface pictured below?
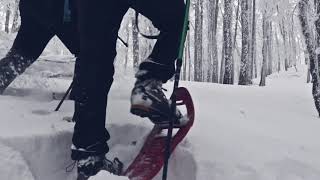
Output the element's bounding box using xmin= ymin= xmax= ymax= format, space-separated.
xmin=123 ymin=87 xmax=195 ymax=179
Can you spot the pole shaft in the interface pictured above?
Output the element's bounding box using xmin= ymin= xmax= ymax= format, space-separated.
xmin=162 ymin=0 xmax=190 ymax=179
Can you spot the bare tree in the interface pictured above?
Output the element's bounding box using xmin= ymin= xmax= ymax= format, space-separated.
xmin=132 ymin=17 xmax=139 ymax=70
xmin=11 ymin=0 xmax=20 ymax=33
xmin=267 ymin=21 xmax=273 ymax=76
xmin=251 ymin=0 xmax=257 ymax=78
xmin=239 ymin=0 xmax=250 ymax=85
xmin=305 ymin=50 xmax=311 ymax=83
xmin=207 ymin=0 xmax=219 ymax=83
xmin=299 ymin=0 xmax=320 ymax=116
xmin=194 ymin=0 xmax=203 ymax=82
xmin=124 ymin=23 xmax=130 ymax=70
xmin=232 ymin=0 xmax=240 ymax=83
xmin=5 ymin=6 xmax=11 ymax=33
xmin=223 ymin=0 xmax=234 ymax=84
xmin=260 ymin=11 xmax=268 ymax=86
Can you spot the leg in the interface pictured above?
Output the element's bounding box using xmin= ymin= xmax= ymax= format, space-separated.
xmin=131 ymin=0 xmax=186 ymax=82
xmin=130 ymin=0 xmax=186 ymax=125
xmin=56 ymin=23 xmax=80 ymax=56
xmin=70 ymin=0 xmax=129 ymax=158
xmin=0 ymin=1 xmax=54 ymax=93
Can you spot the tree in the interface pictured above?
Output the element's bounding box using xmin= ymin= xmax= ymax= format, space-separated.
xmin=251 ymin=0 xmax=257 ymax=78
xmin=11 ymin=0 xmax=20 ymax=33
xmin=223 ymin=0 xmax=234 ymax=84
xmin=4 ymin=6 xmax=10 ymax=33
xmin=239 ymin=0 xmax=250 ymax=85
xmin=132 ymin=16 xmax=139 ymax=70
xmin=207 ymin=0 xmax=219 ymax=83
xmin=194 ymin=0 xmax=203 ymax=82
xmin=260 ymin=11 xmax=268 ymax=86
xmin=299 ymin=0 xmax=320 ymax=116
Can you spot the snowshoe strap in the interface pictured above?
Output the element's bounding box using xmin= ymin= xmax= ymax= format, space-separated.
xmin=102 ymin=158 xmax=124 ymax=176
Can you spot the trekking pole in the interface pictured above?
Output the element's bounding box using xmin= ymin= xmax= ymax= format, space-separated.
xmin=55 ymin=81 xmax=73 ymax=111
xmin=162 ymin=0 xmax=190 ymax=179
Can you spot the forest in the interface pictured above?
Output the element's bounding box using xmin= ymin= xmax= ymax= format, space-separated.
xmin=0 ymin=1 xmax=320 ymax=179
xmin=0 ymin=0 xmax=318 ymax=113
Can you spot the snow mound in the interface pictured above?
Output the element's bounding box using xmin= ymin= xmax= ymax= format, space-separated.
xmin=90 ymin=171 xmax=129 ymax=180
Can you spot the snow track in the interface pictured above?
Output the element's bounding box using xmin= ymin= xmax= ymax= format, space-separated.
xmin=0 ymin=131 xmax=76 ymax=180
xmin=0 ymin=116 xmax=197 ymax=180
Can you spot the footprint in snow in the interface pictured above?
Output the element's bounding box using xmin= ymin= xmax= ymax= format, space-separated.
xmin=31 ymin=109 xmax=52 ymax=116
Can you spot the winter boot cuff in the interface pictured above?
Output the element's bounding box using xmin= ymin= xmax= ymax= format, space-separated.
xmin=71 ymin=142 xmax=109 ymax=161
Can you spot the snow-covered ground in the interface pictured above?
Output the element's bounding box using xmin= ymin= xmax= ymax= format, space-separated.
xmin=0 ymin=35 xmax=320 ymax=180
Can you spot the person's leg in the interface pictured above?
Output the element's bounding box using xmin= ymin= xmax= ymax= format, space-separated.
xmin=56 ymin=23 xmax=80 ymax=56
xmin=130 ymin=0 xmax=186 ymax=126
xmin=0 ymin=1 xmax=54 ymax=93
xmin=131 ymin=0 xmax=186 ymax=82
xmin=70 ymin=0 xmax=129 ymax=169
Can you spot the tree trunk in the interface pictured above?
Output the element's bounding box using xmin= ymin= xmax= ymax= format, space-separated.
xmin=239 ymin=0 xmax=250 ymax=85
xmin=267 ymin=21 xmax=273 ymax=75
xmin=315 ymin=0 xmax=320 ymax=73
xmin=124 ymin=23 xmax=130 ymax=70
xmin=299 ymin=0 xmax=320 ymax=116
xmin=220 ymin=44 xmax=225 ymax=83
xmin=276 ymin=30 xmax=282 ymax=72
xmin=208 ymin=0 xmax=219 ymax=83
xmin=290 ymin=16 xmax=298 ymax=69
xmin=182 ymin=32 xmax=190 ymax=81
xmin=194 ymin=0 xmax=203 ymax=82
xmin=11 ymin=0 xmax=20 ymax=33
xmin=5 ymin=8 xmax=11 ymax=33
xmin=280 ymin=20 xmax=289 ymax=71
xmin=251 ymin=0 xmax=257 ymax=79
xmin=223 ymin=0 xmax=234 ymax=84
xmin=232 ymin=0 xmax=240 ymax=83
xmin=306 ymin=53 xmax=311 ymax=83
xmin=260 ymin=12 xmax=268 ymax=86
xmin=132 ymin=17 xmax=139 ymax=70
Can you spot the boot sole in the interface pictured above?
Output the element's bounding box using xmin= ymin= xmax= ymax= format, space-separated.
xmin=130 ymin=105 xmax=185 ymax=129
xmin=130 ymin=105 xmax=151 ymax=118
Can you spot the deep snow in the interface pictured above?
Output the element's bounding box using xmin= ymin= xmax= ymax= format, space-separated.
xmin=0 ymin=34 xmax=320 ymax=180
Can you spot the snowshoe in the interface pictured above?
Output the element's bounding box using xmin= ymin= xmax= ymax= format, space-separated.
xmin=124 ymin=87 xmax=195 ymax=180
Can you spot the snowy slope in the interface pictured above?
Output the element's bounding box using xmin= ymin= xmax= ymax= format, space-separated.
xmin=0 ymin=52 xmax=319 ymax=180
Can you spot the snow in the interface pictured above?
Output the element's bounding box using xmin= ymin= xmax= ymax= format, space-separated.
xmin=0 ymin=142 xmax=34 ymax=180
xmin=0 ymin=42 xmax=320 ymax=179
xmin=90 ymin=171 xmax=129 ymax=180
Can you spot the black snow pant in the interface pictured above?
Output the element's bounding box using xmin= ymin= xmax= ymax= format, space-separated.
xmin=71 ymin=0 xmax=186 ymax=153
xmin=0 ymin=0 xmax=79 ymax=93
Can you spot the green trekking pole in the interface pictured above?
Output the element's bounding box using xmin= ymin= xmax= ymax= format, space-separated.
xmin=162 ymin=0 xmax=191 ymax=179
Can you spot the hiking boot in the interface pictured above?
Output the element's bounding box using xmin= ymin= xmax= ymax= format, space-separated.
xmin=130 ymin=71 xmax=186 ymax=128
xmin=71 ymin=142 xmax=108 ymax=177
